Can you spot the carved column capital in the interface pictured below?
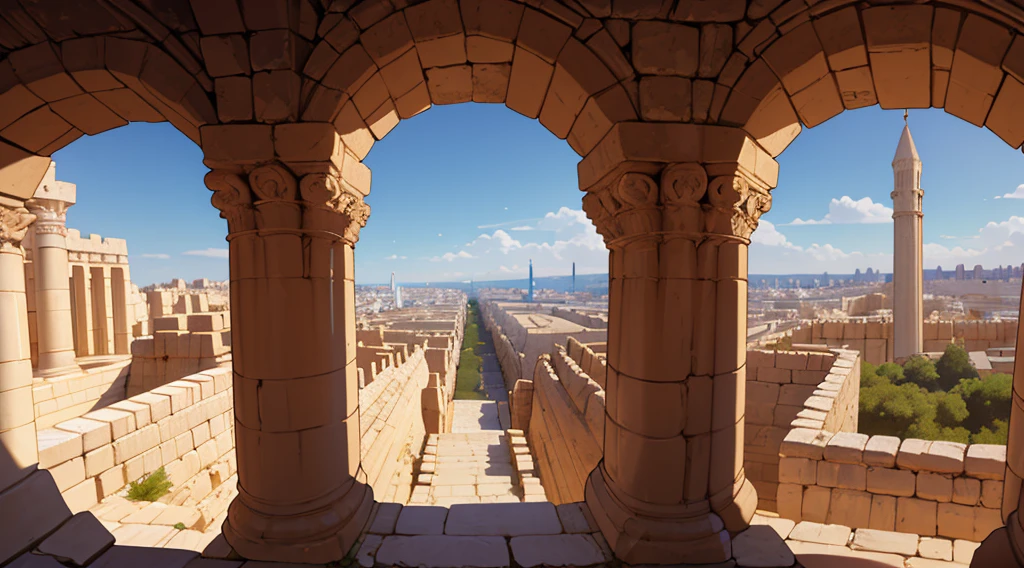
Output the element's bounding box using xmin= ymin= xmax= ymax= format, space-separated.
xmin=24 ymin=197 xmax=71 ymax=237
xmin=0 ymin=205 xmax=36 ymax=250
xmin=583 ymin=163 xmax=772 ymax=246
xmin=206 ymin=162 xmax=370 ymax=246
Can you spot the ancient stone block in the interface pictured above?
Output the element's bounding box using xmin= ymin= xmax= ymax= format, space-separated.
xmin=632 ymin=21 xmax=698 ymax=76
xmin=824 ymin=432 xmax=868 ymax=464
xmin=917 ymin=472 xmax=953 ymax=503
xmin=869 ymin=494 xmax=896 ymax=531
xmin=828 ymin=489 xmax=871 ymax=528
xmin=965 ymin=444 xmax=1006 ymax=480
xmin=801 ymin=486 xmax=831 ymax=523
xmin=897 ymin=497 xmax=937 ymax=536
xmin=952 ymin=477 xmax=981 ymax=506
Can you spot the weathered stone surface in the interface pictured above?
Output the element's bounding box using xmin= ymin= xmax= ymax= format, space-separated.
xmin=509 ymin=534 xmax=608 ymax=567
xmin=732 ymin=525 xmax=795 ymax=567
xmin=395 ymin=506 xmax=448 ymax=535
xmin=36 ymin=512 xmax=113 ymax=566
xmin=850 ymin=528 xmax=918 ymax=556
xmin=444 ymin=503 xmax=562 ymax=535
xmin=787 ymin=521 xmax=851 ymax=546
xmin=964 ymin=444 xmax=1006 ymax=480
xmin=374 ymin=535 xmax=510 ymax=568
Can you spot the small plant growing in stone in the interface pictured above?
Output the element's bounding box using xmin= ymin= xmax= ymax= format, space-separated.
xmin=173 ymin=522 xmax=187 ymax=530
xmin=126 ymin=467 xmax=173 ymax=502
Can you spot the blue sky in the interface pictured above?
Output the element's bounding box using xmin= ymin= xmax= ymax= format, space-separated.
xmin=52 ymin=103 xmax=1024 ymax=287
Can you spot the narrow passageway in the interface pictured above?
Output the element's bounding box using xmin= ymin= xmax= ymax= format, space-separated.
xmin=411 ymin=302 xmax=523 ymax=506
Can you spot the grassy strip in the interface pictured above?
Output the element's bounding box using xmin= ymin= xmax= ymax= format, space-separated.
xmin=454 ymin=300 xmax=487 ymax=400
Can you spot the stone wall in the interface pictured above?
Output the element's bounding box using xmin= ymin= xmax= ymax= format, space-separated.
xmin=358 ymin=346 xmax=431 ymax=504
xmin=550 ymin=307 xmax=608 ymax=329
xmin=482 ymin=301 xmax=525 ymax=392
xmin=778 ymin=429 xmax=1006 ymax=543
xmin=744 ymin=348 xmax=859 ymax=511
xmin=36 ymin=368 xmax=235 ymax=522
xmin=788 ymin=320 xmax=1018 ymax=365
xmin=127 ymin=312 xmax=232 ymax=396
xmin=31 ymin=358 xmax=132 ymax=430
xmin=525 ymin=338 xmax=606 ymax=505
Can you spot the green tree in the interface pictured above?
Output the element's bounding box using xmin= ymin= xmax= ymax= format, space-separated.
xmin=972 ymin=419 xmax=1009 ymax=444
xmin=934 ymin=391 xmax=969 ymax=428
xmin=951 ymin=373 xmax=1012 ymax=433
xmin=936 ymin=343 xmax=978 ymax=391
xmin=902 ymin=356 xmax=940 ymax=390
xmin=876 ymin=362 xmax=905 ymax=384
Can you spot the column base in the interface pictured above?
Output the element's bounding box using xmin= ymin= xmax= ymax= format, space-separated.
xmin=972 ymin=516 xmax=1024 ymax=568
xmin=223 ymin=481 xmax=374 ymax=564
xmin=584 ymin=463 xmax=733 ymax=565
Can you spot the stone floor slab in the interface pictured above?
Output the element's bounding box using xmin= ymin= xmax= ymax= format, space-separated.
xmin=850 ymin=528 xmax=919 ymax=556
xmin=36 ymin=512 xmax=114 ymax=566
xmin=374 ymin=535 xmax=509 ymax=568
xmin=445 ymin=503 xmax=562 ymax=536
xmin=395 ymin=506 xmax=448 ymax=535
xmin=732 ymin=525 xmax=795 ymax=568
xmin=509 ymin=534 xmax=607 ymax=567
xmin=787 ymin=521 xmax=852 ymax=546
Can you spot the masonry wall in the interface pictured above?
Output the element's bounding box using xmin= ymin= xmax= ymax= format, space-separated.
xmin=358 ymin=346 xmax=431 ymax=504
xmin=744 ymin=348 xmax=858 ymax=512
xmin=482 ymin=302 xmax=525 ymax=392
xmin=550 ymin=307 xmax=608 ymax=329
xmin=37 ymin=367 xmax=236 ymax=526
xmin=525 ymin=338 xmax=606 ymax=505
xmin=127 ymin=312 xmax=232 ymax=396
xmin=31 ymin=358 xmax=132 ymax=430
xmin=778 ymin=430 xmax=1006 ymax=543
xmin=788 ymin=320 xmax=1018 ymax=365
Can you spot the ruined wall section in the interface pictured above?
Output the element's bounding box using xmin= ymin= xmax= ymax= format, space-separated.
xmin=788 ymin=320 xmax=1017 ymax=365
xmin=778 ymin=429 xmax=1005 ymax=543
xmin=551 ymin=307 xmax=608 ymax=329
xmin=526 ymin=338 xmax=606 ymax=505
xmin=481 ymin=301 xmax=524 ymax=392
xmin=358 ymin=346 xmax=431 ymax=504
xmin=744 ymin=348 xmax=858 ymax=512
xmin=31 ymin=359 xmax=132 ymax=430
xmin=127 ymin=312 xmax=231 ymax=396
xmin=37 ymin=368 xmax=235 ymax=522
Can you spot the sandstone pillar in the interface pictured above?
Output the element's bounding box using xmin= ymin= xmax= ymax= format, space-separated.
xmin=24 ymin=196 xmax=80 ymax=377
xmin=70 ymin=264 xmax=94 ymax=357
xmin=207 ymin=163 xmax=372 ymax=563
xmin=0 ymin=204 xmax=40 ymax=491
xmin=581 ymin=158 xmax=770 ymax=564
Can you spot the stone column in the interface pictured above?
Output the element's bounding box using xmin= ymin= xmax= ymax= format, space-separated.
xmin=0 ymin=204 xmax=40 ymax=491
xmin=24 ymin=197 xmax=81 ymax=377
xmin=207 ymin=162 xmax=372 ymax=564
xmin=582 ymin=162 xmax=770 ymax=565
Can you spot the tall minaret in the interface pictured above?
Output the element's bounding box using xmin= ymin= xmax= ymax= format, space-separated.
xmin=892 ymin=110 xmax=924 ymax=360
xmin=528 ymin=259 xmax=534 ymax=302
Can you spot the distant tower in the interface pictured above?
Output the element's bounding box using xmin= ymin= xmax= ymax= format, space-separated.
xmin=395 ymin=286 xmax=403 ymax=309
xmin=956 ymin=264 xmax=966 ymax=280
xmin=390 ymin=272 xmax=396 ymax=292
xmin=892 ymin=111 xmax=924 ymax=360
xmin=935 ymin=266 xmax=943 ymax=281
xmin=572 ymin=262 xmax=576 ymax=294
xmin=528 ymin=259 xmax=534 ymax=302
xmin=974 ymin=265 xmax=984 ymax=280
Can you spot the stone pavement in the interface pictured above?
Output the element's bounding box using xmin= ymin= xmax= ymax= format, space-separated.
xmin=411 ymin=431 xmax=521 ymax=506
xmin=752 ymin=512 xmax=982 ymax=567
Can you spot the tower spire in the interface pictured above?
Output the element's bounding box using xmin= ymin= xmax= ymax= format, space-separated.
xmin=904 ymin=108 xmax=908 ymax=125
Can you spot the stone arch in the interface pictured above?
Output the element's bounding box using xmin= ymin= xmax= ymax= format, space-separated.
xmin=302 ymin=0 xmax=638 ymax=166
xmin=720 ymin=3 xmax=1024 ymax=158
xmin=0 ymin=36 xmax=215 ymax=200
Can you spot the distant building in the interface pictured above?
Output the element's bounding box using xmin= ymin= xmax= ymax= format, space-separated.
xmin=192 ymin=278 xmax=209 ymax=289
xmin=935 ymin=266 xmax=943 ymax=280
xmin=170 ymin=278 xmax=187 ymax=290
xmin=955 ymin=264 xmax=966 ymax=280
xmin=974 ymin=265 xmax=984 ymax=280
xmin=891 ymin=117 xmax=924 ymax=360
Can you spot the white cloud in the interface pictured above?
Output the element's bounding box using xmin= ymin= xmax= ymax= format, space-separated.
xmin=418 ymin=208 xmax=607 ymax=280
xmin=750 ymin=215 xmax=1024 ymax=274
xmin=431 ymin=250 xmax=474 ymax=262
xmin=786 ymin=196 xmax=893 ymax=225
xmin=138 ymin=253 xmax=170 ymax=260
xmin=477 ymin=218 xmax=540 ymax=229
xmin=385 ymin=254 xmax=408 ymax=260
xmin=182 ymin=248 xmax=229 ymax=259
xmin=996 ymin=184 xmax=1024 ymax=199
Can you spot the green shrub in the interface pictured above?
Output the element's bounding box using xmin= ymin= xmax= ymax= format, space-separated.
xmin=173 ymin=522 xmax=186 ymax=530
xmin=126 ymin=467 xmax=173 ymax=502
xmin=936 ymin=343 xmax=978 ymax=391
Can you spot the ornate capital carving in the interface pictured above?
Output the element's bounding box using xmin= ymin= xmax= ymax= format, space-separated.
xmin=206 ymin=162 xmax=370 ymax=246
xmin=0 ymin=205 xmax=36 ymax=250
xmin=583 ymin=163 xmax=772 ymax=247
xmin=25 ymin=198 xmax=70 ymax=236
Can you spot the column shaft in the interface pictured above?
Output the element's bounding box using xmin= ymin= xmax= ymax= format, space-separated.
xmin=0 ymin=205 xmax=39 ymax=491
xmin=25 ymin=198 xmax=80 ymax=378
xmin=583 ymin=165 xmax=766 ymax=565
xmin=209 ymin=164 xmax=372 ymax=564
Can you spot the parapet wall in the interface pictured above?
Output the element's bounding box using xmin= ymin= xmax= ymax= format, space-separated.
xmin=525 ymin=337 xmax=606 ymax=505
xmin=744 ymin=348 xmax=859 ymax=511
xmin=788 ymin=320 xmax=1018 ymax=365
xmin=37 ymin=368 xmax=235 ymax=521
xmin=127 ymin=312 xmax=232 ymax=396
xmin=481 ymin=302 xmax=525 ymax=392
xmin=359 ymin=346 xmax=431 ymax=503
xmin=550 ymin=307 xmax=608 ymax=329
xmin=31 ymin=358 xmax=132 ymax=430
xmin=778 ymin=429 xmax=1005 ymax=543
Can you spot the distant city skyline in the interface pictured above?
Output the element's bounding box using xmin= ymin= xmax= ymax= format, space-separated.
xmin=50 ymin=105 xmax=1024 ymax=286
